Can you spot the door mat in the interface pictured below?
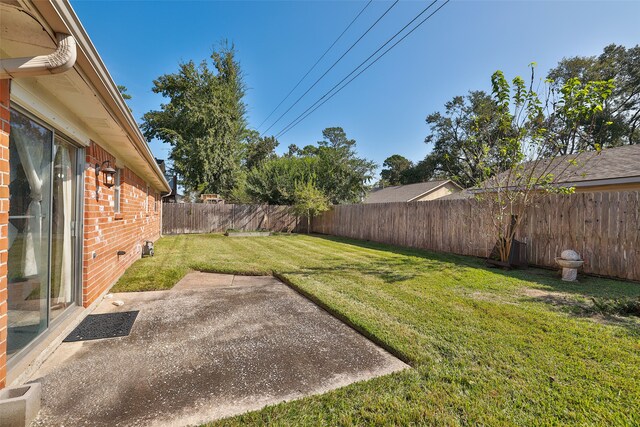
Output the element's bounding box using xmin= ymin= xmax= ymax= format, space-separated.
xmin=64 ymin=311 xmax=139 ymax=342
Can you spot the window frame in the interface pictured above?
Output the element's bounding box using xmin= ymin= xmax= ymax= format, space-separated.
xmin=114 ymin=168 xmax=122 ymax=213
xmin=145 ymin=185 xmax=150 ymax=213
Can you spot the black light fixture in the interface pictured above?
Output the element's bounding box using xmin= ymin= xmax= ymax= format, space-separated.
xmin=96 ymin=160 xmax=117 ymax=188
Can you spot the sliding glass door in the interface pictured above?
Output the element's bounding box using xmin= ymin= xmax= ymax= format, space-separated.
xmin=7 ymin=107 xmax=81 ymax=359
xmin=50 ymin=139 xmax=78 ymax=322
xmin=7 ymin=108 xmax=52 ymax=357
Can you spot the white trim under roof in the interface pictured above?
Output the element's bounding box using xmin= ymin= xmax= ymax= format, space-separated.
xmin=11 ymin=80 xmax=91 ymax=147
xmin=26 ymin=0 xmax=170 ymax=192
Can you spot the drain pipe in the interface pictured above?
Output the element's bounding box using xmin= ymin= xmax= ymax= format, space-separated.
xmin=0 ymin=33 xmax=76 ymax=78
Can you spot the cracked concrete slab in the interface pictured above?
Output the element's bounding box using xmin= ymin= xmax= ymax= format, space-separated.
xmin=30 ymin=273 xmax=409 ymax=426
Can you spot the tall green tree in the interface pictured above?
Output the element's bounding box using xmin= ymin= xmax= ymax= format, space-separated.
xmin=380 ymin=154 xmax=413 ymax=186
xmin=242 ymin=130 xmax=279 ymax=170
xmin=314 ymin=127 xmax=377 ymax=203
xmin=421 ymin=91 xmax=518 ymax=188
xmin=547 ymin=44 xmax=639 ymax=151
xmin=117 ymin=85 xmax=132 ymax=100
xmin=247 ymin=127 xmax=376 ymax=205
xmin=142 ymin=43 xmax=247 ymax=196
xmin=400 ymin=156 xmax=444 ymax=184
xmin=117 ymin=85 xmax=132 ymax=112
xmin=246 ymin=156 xmax=319 ymax=205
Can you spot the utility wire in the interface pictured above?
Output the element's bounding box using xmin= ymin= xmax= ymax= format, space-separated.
xmin=262 ymin=0 xmax=399 ymax=134
xmin=276 ymin=0 xmax=450 ymax=139
xmin=256 ymin=0 xmax=372 ymax=131
xmin=276 ymin=0 xmax=443 ymax=138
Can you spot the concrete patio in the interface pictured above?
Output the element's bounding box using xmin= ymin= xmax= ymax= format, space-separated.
xmin=29 ymin=273 xmax=408 ymax=426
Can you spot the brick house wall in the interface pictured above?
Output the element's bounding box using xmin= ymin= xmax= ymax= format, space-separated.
xmin=0 ymin=79 xmax=10 ymax=388
xmin=0 ymin=80 xmax=163 ymax=387
xmin=83 ymin=142 xmax=161 ymax=307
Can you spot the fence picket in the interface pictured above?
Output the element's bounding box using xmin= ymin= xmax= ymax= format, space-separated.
xmin=309 ymin=191 xmax=640 ymax=282
xmin=163 ymin=192 xmax=639 ymax=282
xmin=162 ymin=203 xmax=304 ymax=234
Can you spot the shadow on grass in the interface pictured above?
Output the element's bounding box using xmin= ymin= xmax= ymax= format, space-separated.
xmin=521 ymin=291 xmax=640 ymax=337
xmin=296 ymin=234 xmax=482 ymax=284
xmin=297 ymin=257 xmax=449 ymax=284
xmin=319 ymin=229 xmax=640 ymax=299
xmin=309 ymin=234 xmax=640 ymax=324
xmin=310 ymin=234 xmax=486 ymax=265
xmin=503 ymin=266 xmax=640 ymax=299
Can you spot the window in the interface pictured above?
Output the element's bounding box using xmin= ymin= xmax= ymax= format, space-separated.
xmin=154 ymin=191 xmax=158 ymax=212
xmin=145 ymin=185 xmax=150 ymax=212
xmin=114 ymin=168 xmax=121 ymax=213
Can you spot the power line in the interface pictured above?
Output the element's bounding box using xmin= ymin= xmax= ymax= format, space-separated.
xmin=262 ymin=0 xmax=400 ymax=135
xmin=256 ymin=0 xmax=373 ymax=131
xmin=276 ymin=0 xmax=450 ymax=139
xmin=276 ymin=0 xmax=444 ymax=138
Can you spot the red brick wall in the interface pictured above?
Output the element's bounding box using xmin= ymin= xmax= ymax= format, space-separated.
xmin=0 ymin=83 xmax=162 ymax=389
xmin=0 ymin=79 xmax=11 ymax=388
xmin=83 ymin=142 xmax=161 ymax=306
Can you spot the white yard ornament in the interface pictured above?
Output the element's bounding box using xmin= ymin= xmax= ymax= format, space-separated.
xmin=555 ymin=250 xmax=584 ymax=282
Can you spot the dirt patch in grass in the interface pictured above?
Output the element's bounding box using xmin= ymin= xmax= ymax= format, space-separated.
xmin=465 ymin=291 xmax=518 ymax=305
xmin=521 ymin=287 xmax=588 ymax=307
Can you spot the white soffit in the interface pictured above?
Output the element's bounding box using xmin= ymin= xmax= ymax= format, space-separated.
xmin=1 ymin=0 xmax=169 ymax=191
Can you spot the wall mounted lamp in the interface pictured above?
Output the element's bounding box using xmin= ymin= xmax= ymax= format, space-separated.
xmin=96 ymin=160 xmax=117 ymax=188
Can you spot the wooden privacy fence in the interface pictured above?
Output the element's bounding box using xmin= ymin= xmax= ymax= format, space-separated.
xmin=162 ymin=203 xmax=305 ymax=234
xmin=311 ymin=191 xmax=640 ymax=282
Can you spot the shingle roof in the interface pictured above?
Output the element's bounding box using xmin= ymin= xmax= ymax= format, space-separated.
xmin=554 ymin=144 xmax=640 ymax=184
xmin=363 ymin=180 xmax=454 ymax=204
xmin=439 ymin=189 xmax=474 ymax=200
xmin=490 ymin=144 xmax=640 ymax=189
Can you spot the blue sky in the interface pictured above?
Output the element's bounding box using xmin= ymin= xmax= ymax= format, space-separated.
xmin=72 ymin=0 xmax=640 ymax=176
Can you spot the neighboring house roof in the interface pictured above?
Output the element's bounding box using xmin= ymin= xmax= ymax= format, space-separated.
xmin=1 ymin=0 xmax=170 ymax=192
xmin=439 ymin=189 xmax=474 ymax=200
xmin=364 ymin=180 xmax=461 ymax=204
xmin=486 ymin=144 xmax=640 ymax=191
xmin=548 ymin=144 xmax=640 ymax=187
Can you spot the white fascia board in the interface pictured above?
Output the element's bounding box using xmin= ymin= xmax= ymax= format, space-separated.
xmin=31 ymin=0 xmax=170 ymax=192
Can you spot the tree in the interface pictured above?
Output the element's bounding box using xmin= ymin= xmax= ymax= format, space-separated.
xmin=318 ymin=127 xmax=355 ymax=149
xmin=247 ymin=127 xmax=376 ymax=205
xmin=291 ymin=180 xmax=330 ymax=233
xmin=246 ymin=156 xmax=319 ymax=205
xmin=117 ymin=85 xmax=132 ymax=100
xmin=421 ymin=91 xmax=518 ymax=188
xmin=313 ymin=127 xmax=377 ymax=203
xmin=380 ymin=155 xmax=413 ymax=186
xmin=242 ymin=130 xmax=279 ymax=170
xmin=547 ymin=44 xmax=639 ymax=151
xmin=117 ymin=85 xmax=132 ymax=112
xmin=142 ymin=42 xmax=247 ymax=196
xmin=474 ymin=65 xmax=614 ymax=264
xmin=400 ymin=156 xmax=444 ymax=184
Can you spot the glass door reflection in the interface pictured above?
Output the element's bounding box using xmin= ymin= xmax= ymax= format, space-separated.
xmin=50 ymin=139 xmax=77 ymax=322
xmin=7 ymin=109 xmax=52 ymax=357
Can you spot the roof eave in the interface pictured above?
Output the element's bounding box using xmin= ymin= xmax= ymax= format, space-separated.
xmin=30 ymin=0 xmax=170 ymax=192
xmin=406 ymin=180 xmax=456 ymax=202
xmin=564 ymin=176 xmax=640 ymax=188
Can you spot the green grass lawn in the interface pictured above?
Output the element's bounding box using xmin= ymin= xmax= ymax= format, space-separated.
xmin=114 ymin=233 xmax=640 ymax=426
